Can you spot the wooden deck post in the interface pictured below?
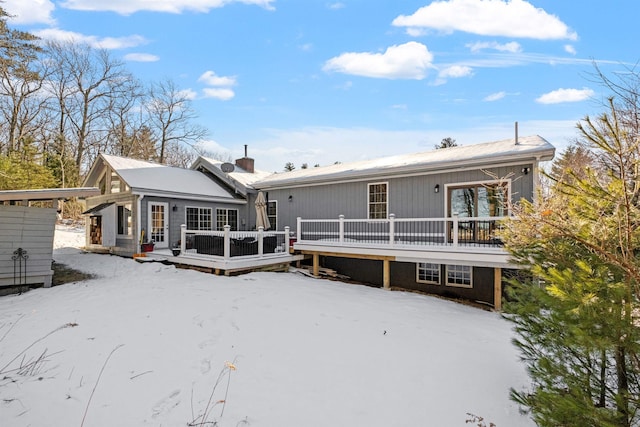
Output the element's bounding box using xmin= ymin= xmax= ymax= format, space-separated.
xmin=313 ymin=253 xmax=320 ymax=277
xmin=383 ymin=259 xmax=390 ymax=290
xmin=494 ymin=267 xmax=502 ymax=311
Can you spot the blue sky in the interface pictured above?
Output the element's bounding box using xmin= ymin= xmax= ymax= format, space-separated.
xmin=6 ymin=0 xmax=638 ymax=172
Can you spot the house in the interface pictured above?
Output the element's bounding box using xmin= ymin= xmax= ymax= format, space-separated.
xmin=250 ymin=135 xmax=555 ymax=308
xmin=82 ymin=154 xmax=250 ymax=256
xmin=82 ymin=153 xmax=301 ymax=274
xmin=81 ymin=134 xmax=554 ymax=308
xmin=0 ymin=187 xmax=100 ymax=291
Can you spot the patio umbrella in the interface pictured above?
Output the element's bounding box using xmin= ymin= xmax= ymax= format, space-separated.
xmin=255 ymin=191 xmax=271 ymax=230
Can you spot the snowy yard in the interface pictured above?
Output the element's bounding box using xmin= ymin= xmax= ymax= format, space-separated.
xmin=0 ymin=225 xmax=534 ymax=426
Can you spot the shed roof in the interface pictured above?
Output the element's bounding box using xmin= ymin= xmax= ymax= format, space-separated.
xmin=254 ymin=135 xmax=555 ymax=189
xmin=0 ymin=187 xmax=100 ymax=202
xmin=89 ymin=154 xmax=241 ymax=202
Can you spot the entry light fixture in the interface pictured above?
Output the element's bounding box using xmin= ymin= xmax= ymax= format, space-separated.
xmin=521 ymin=167 xmax=530 ymax=175
xmin=172 ymin=204 xmax=178 ymax=211
xmin=434 ymin=184 xmax=440 ymax=193
xmin=288 ymin=195 xmax=293 ymax=202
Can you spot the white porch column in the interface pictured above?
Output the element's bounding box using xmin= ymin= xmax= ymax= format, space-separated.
xmin=339 ymin=214 xmax=345 ymax=243
xmin=224 ymin=225 xmax=231 ymax=259
xmin=180 ymin=224 xmax=186 ymax=253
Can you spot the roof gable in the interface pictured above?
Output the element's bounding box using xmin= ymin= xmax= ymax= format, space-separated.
xmin=85 ymin=154 xmax=241 ymax=201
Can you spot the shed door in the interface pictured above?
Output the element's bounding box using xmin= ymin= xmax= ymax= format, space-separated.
xmin=102 ymin=204 xmax=116 ymax=246
xmin=148 ymin=202 xmax=169 ymax=248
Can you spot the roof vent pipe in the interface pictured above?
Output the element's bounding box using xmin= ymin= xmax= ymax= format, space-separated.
xmin=515 ymin=121 xmax=519 ymax=145
xmin=244 ymin=144 xmax=248 ymax=158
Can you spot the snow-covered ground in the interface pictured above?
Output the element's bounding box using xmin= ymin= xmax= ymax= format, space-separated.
xmin=0 ymin=224 xmax=534 ymax=426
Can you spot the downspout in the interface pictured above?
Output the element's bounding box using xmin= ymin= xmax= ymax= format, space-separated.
xmin=137 ymin=194 xmax=144 ymax=253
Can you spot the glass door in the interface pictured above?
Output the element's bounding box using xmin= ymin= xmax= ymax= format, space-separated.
xmin=148 ymin=202 xmax=169 ymax=248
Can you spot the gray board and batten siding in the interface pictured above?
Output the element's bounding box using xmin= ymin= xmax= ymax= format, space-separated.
xmin=0 ymin=205 xmax=56 ymax=288
xmin=257 ymin=163 xmax=534 ymax=230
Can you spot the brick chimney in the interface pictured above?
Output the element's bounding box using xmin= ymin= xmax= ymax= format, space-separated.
xmin=235 ymin=144 xmax=255 ymax=173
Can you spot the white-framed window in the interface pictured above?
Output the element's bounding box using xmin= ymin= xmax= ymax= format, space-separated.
xmin=186 ymin=207 xmax=212 ymax=231
xmin=446 ymin=265 xmax=472 ymax=288
xmin=216 ymin=208 xmax=238 ymax=231
xmin=267 ymin=200 xmax=277 ymax=230
xmin=117 ymin=203 xmax=132 ymax=236
xmin=417 ymin=262 xmax=440 ymax=285
xmin=368 ymin=182 xmax=388 ymax=219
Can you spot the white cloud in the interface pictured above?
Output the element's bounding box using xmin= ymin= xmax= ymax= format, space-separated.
xmin=438 ymin=65 xmax=473 ymax=78
xmin=484 ymin=91 xmax=506 ymax=101
xmin=198 ymin=71 xmax=237 ymax=87
xmin=392 ymin=0 xmax=577 ymax=40
xmin=33 ymin=28 xmax=147 ymax=49
xmin=467 ymin=41 xmax=522 ymax=53
xmin=203 ymin=88 xmax=235 ymax=100
xmin=124 ymin=53 xmax=160 ymax=62
xmin=59 ymin=0 xmax=275 ymax=15
xmin=179 ymin=89 xmax=198 ymax=100
xmin=198 ymin=71 xmax=236 ymax=100
xmin=564 ymin=44 xmax=577 ymax=55
xmin=323 ymin=42 xmax=434 ymax=80
xmin=3 ymin=0 xmax=55 ymax=24
xmin=536 ymin=87 xmax=594 ymax=104
xmin=327 ymin=2 xmax=345 ymax=10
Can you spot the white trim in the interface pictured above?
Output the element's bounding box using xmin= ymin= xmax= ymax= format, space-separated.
xmin=185 ymin=205 xmax=213 ymax=231
xmin=445 ymin=264 xmax=473 ymax=288
xmin=416 ymin=262 xmax=441 ymax=285
xmin=116 ymin=202 xmax=133 ymax=237
xmin=131 ymin=190 xmax=246 ymax=204
xmin=367 ymin=181 xmax=388 ymax=219
xmin=444 ymin=178 xmax=512 ymax=218
xmin=216 ymin=207 xmax=239 ymax=231
xmin=267 ymin=199 xmax=278 ymax=230
xmin=148 ymin=202 xmax=169 ymax=248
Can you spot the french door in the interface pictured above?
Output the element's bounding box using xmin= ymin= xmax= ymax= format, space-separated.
xmin=148 ymin=202 xmax=169 ymax=248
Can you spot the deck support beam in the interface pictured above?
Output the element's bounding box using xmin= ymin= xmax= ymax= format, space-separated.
xmin=313 ymin=253 xmax=320 ymax=277
xmin=494 ymin=267 xmax=502 ymax=311
xmin=383 ymin=259 xmax=390 ymax=290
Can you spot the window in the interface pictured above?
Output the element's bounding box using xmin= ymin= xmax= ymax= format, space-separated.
xmin=368 ymin=182 xmax=388 ymax=219
xmin=446 ymin=265 xmax=472 ymax=288
xmin=417 ymin=263 xmax=440 ymax=284
xmin=448 ymin=182 xmax=507 ymax=218
xmin=117 ymin=203 xmax=132 ymax=236
xmin=186 ymin=207 xmax=212 ymax=231
xmin=216 ymin=208 xmax=238 ymax=231
xmin=267 ymin=200 xmax=277 ymax=230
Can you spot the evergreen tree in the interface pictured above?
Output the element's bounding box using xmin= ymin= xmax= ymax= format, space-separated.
xmin=435 ymin=137 xmax=457 ymax=149
xmin=284 ymin=162 xmax=295 ymax=171
xmin=501 ymin=98 xmax=640 ymax=426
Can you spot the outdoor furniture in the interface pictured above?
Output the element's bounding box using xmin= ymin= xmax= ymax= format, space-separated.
xmin=263 ymin=235 xmax=278 ymax=253
xmin=193 ymin=235 xmax=224 ymax=255
xmin=231 ymin=237 xmax=258 ymax=256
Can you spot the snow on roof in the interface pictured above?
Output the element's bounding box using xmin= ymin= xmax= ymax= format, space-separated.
xmin=100 ymin=154 xmax=239 ymax=201
xmin=254 ymin=135 xmax=555 ymax=189
xmin=195 ymin=157 xmax=272 ymax=188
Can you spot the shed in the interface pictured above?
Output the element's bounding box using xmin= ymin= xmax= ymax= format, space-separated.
xmin=0 ymin=187 xmax=100 ymax=289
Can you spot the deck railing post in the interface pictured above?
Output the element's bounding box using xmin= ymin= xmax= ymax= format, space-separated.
xmin=224 ymin=224 xmax=231 ymax=259
xmin=452 ymin=213 xmax=459 ymax=247
xmin=339 ymin=214 xmax=345 ymax=243
xmin=285 ymin=226 xmax=290 ymax=251
xmin=389 ymin=213 xmax=395 ymax=245
xmin=258 ymin=226 xmax=264 ymax=256
xmin=296 ymin=217 xmax=302 ymax=241
xmin=180 ymin=224 xmax=186 ymax=254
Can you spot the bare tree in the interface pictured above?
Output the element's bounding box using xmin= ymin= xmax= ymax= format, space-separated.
xmin=0 ymin=7 xmax=48 ymax=155
xmin=46 ymin=41 xmax=135 ymax=175
xmin=146 ymin=78 xmax=208 ymax=164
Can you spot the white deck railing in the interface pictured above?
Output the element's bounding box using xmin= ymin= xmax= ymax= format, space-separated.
xmin=179 ymin=224 xmax=291 ymax=260
xmin=296 ymin=214 xmax=507 ymax=249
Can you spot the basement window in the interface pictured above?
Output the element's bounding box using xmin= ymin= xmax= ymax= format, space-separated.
xmin=446 ymin=265 xmax=472 ymax=288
